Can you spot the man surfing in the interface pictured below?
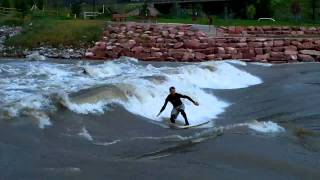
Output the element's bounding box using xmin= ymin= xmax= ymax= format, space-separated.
xmin=157 ymin=87 xmax=199 ymax=126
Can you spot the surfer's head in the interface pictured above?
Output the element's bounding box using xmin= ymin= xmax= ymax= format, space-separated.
xmin=169 ymin=86 xmax=176 ymax=95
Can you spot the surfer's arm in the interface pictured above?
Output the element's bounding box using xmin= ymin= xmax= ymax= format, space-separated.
xmin=157 ymin=99 xmax=168 ymax=116
xmin=181 ymin=94 xmax=199 ymax=106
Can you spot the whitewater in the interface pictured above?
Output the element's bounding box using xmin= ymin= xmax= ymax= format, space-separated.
xmin=0 ymin=58 xmax=268 ymax=130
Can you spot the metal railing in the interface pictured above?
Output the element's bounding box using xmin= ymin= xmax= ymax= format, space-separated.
xmin=83 ymin=12 xmax=103 ymax=19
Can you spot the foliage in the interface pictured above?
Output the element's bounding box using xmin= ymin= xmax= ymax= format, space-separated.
xmin=1 ymin=0 xmax=10 ymax=8
xmin=140 ymin=2 xmax=150 ymax=16
xmin=5 ymin=17 xmax=105 ymax=48
xmin=255 ymin=0 xmax=273 ymax=17
xmin=14 ymin=0 xmax=28 ymax=17
xmin=71 ymin=2 xmax=82 ymax=18
xmin=291 ymin=0 xmax=301 ymax=20
xmin=246 ymin=4 xmax=256 ymax=19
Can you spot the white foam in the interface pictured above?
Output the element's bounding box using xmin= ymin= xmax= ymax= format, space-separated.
xmin=247 ymin=121 xmax=285 ymax=133
xmin=225 ymin=60 xmax=247 ymax=66
xmin=251 ymin=62 xmax=273 ymax=67
xmin=78 ymin=127 xmax=93 ymax=141
xmin=0 ymin=59 xmax=263 ymax=127
xmin=26 ymin=52 xmax=46 ymax=61
xmin=59 ymin=93 xmax=109 ymax=114
xmin=94 ymin=140 xmax=121 ymax=146
xmin=29 ymin=111 xmax=52 ymax=129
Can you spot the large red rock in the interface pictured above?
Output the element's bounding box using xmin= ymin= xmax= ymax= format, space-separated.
xmin=151 ymin=51 xmax=163 ymax=57
xmin=298 ymin=54 xmax=315 ymax=62
xmin=284 ymin=50 xmax=298 ymax=55
xmin=232 ymin=53 xmax=243 ymax=59
xmin=272 ymin=47 xmax=285 ymax=52
xmin=286 ymin=54 xmax=298 ymax=62
xmin=182 ymin=52 xmax=195 ymax=61
xmin=255 ymin=54 xmax=270 ymax=61
xmin=225 ymin=47 xmax=237 ymax=54
xmin=300 ymin=42 xmax=314 ymax=49
xmin=300 ymin=50 xmax=320 ymax=56
xmin=120 ymin=40 xmax=136 ymax=49
xmin=248 ymin=42 xmax=263 ymax=48
xmin=168 ymin=49 xmax=188 ymax=60
xmin=95 ymin=41 xmax=107 ymax=50
xmin=206 ymin=54 xmax=216 ymax=60
xmin=216 ymin=47 xmax=225 ymax=54
xmin=174 ymin=42 xmax=184 ymax=49
xmin=151 ymin=47 xmax=161 ymax=52
xmin=184 ymin=40 xmax=201 ymax=49
xmin=285 ymin=46 xmax=298 ymax=51
xmin=195 ymin=52 xmax=206 ymax=60
xmin=195 ymin=31 xmax=207 ymax=37
xmin=242 ymin=53 xmax=256 ymax=59
xmin=255 ymin=48 xmax=263 ymax=55
xmin=236 ymin=43 xmax=248 ymax=48
xmin=263 ymin=41 xmax=274 ymax=47
xmin=270 ymin=52 xmax=286 ymax=60
xmin=274 ymin=40 xmax=284 ymax=47
xmin=131 ymin=46 xmax=144 ymax=53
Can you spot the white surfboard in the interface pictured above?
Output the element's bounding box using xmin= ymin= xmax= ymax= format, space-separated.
xmin=168 ymin=120 xmax=210 ymax=129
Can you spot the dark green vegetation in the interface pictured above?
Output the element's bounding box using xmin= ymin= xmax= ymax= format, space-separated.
xmin=0 ymin=0 xmax=318 ymax=49
xmin=5 ymin=17 xmax=105 ymax=48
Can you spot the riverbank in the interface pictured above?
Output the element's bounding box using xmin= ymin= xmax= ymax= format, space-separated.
xmin=0 ymin=18 xmax=105 ymax=59
xmin=86 ymin=22 xmax=320 ymax=63
xmin=1 ymin=19 xmax=320 ymax=63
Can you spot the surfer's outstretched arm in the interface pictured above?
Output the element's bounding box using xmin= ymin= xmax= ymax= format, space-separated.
xmin=181 ymin=94 xmax=199 ymax=106
xmin=157 ymin=99 xmax=168 ymax=116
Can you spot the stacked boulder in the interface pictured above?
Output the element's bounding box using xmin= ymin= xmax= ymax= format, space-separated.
xmin=220 ymin=26 xmax=320 ymax=37
xmin=86 ymin=23 xmax=320 ymax=63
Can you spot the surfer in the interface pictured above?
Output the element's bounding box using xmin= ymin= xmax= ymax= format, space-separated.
xmin=157 ymin=87 xmax=199 ymax=126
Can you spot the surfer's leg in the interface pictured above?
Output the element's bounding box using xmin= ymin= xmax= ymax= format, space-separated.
xmin=179 ymin=109 xmax=189 ymax=126
xmin=170 ymin=108 xmax=178 ymax=123
xmin=170 ymin=114 xmax=176 ymax=123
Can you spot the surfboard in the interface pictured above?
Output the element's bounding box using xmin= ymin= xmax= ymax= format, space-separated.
xmin=168 ymin=120 xmax=210 ymax=129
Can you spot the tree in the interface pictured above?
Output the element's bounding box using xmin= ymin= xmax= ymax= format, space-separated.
xmin=36 ymin=0 xmax=44 ymax=10
xmin=71 ymin=2 xmax=82 ymax=18
xmin=255 ymin=0 xmax=273 ymax=18
xmin=246 ymin=4 xmax=256 ymax=19
xmin=291 ymin=0 xmax=301 ymax=21
xmin=1 ymin=0 xmax=10 ymax=8
xmin=310 ymin=0 xmax=318 ymax=21
xmin=14 ymin=0 xmax=28 ymax=16
xmin=140 ymin=2 xmax=150 ymax=16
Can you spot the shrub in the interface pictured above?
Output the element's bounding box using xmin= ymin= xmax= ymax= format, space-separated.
xmin=246 ymin=4 xmax=256 ymax=19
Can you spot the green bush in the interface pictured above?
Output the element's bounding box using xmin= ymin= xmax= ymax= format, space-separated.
xmin=246 ymin=4 xmax=256 ymax=19
xmin=1 ymin=0 xmax=11 ymax=8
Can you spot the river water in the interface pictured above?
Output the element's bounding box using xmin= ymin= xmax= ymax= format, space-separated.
xmin=0 ymin=58 xmax=319 ymax=179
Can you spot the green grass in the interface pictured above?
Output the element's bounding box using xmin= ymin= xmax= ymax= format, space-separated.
xmin=5 ymin=17 xmax=105 ymax=48
xmin=157 ymin=16 xmax=320 ymax=27
xmin=0 ymin=14 xmax=25 ymax=26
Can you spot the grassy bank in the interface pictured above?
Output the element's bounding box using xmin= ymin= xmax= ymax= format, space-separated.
xmin=157 ymin=17 xmax=320 ymax=27
xmin=4 ymin=17 xmax=105 ymax=49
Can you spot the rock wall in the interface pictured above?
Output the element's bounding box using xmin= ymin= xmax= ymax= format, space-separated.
xmin=220 ymin=26 xmax=320 ymax=37
xmin=87 ymin=23 xmax=320 ymax=63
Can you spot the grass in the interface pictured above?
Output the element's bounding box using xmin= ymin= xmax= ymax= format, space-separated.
xmin=156 ymin=16 xmax=320 ymax=27
xmin=1 ymin=13 xmax=320 ymax=49
xmin=5 ymin=17 xmax=105 ymax=48
xmin=0 ymin=14 xmax=25 ymax=26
